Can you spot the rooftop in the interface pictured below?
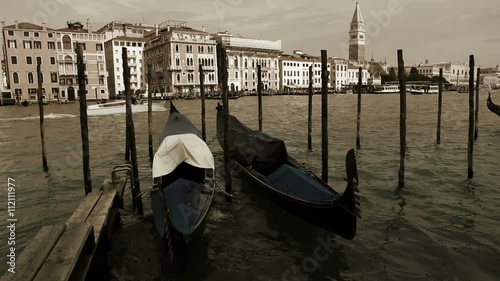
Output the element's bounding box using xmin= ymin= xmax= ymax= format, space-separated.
xmin=3 ymin=22 xmax=53 ymax=31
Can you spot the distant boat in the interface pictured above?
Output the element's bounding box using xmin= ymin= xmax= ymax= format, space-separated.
xmin=87 ymin=100 xmax=166 ymax=115
xmin=408 ymin=85 xmax=439 ymax=95
xmin=487 ymin=93 xmax=500 ymax=116
xmin=374 ymin=85 xmax=399 ymax=94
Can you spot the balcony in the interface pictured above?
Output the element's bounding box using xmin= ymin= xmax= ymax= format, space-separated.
xmin=99 ymin=70 xmax=109 ymax=76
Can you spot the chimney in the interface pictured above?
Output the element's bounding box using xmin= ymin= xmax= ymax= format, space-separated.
xmin=123 ymin=23 xmax=127 ymax=36
xmin=86 ymin=18 xmax=92 ymax=34
xmin=42 ymin=22 xmax=47 ymax=31
xmin=202 ymin=25 xmax=205 ymax=32
xmin=425 ymin=59 xmax=429 ymax=64
xmin=14 ymin=21 xmax=18 ymax=29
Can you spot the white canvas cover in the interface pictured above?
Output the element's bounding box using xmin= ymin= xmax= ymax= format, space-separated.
xmin=152 ymin=133 xmax=214 ymax=178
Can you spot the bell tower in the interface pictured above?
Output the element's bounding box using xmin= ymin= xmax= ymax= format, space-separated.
xmin=349 ymin=2 xmax=366 ymax=62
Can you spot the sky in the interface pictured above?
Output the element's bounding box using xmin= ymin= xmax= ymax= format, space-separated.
xmin=0 ymin=0 xmax=499 ymax=67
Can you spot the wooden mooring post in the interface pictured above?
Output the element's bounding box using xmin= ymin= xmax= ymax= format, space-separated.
xmin=397 ymin=49 xmax=407 ymax=188
xmin=200 ymin=64 xmax=207 ymax=142
xmin=474 ymin=68 xmax=480 ymax=140
xmin=321 ymin=50 xmax=328 ymax=183
xmin=77 ymin=44 xmax=92 ymax=194
xmin=467 ymin=55 xmax=475 ymax=179
xmin=308 ymin=65 xmax=313 ymax=151
xmin=258 ymin=64 xmax=263 ymax=132
xmin=356 ymin=67 xmax=362 ymax=150
xmin=148 ymin=64 xmax=153 ymax=164
xmin=37 ymin=63 xmax=48 ymax=172
xmin=219 ymin=46 xmax=232 ymax=202
xmin=123 ymin=47 xmax=144 ymax=215
xmin=437 ymin=68 xmax=443 ymax=144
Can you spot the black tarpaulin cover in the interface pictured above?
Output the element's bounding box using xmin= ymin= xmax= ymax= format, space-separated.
xmin=218 ymin=109 xmax=288 ymax=175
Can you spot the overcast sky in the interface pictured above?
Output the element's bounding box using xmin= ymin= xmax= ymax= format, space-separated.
xmin=1 ymin=0 xmax=498 ymax=67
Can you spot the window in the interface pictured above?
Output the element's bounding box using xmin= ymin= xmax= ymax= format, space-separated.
xmin=50 ymin=57 xmax=56 ymax=65
xmin=28 ymin=72 xmax=35 ymax=84
xmin=62 ymin=35 xmax=71 ymax=49
xmin=99 ymin=78 xmax=104 ymax=85
xmin=177 ymin=74 xmax=180 ymax=83
xmin=7 ymin=40 xmax=16 ymax=48
xmin=47 ymin=42 xmax=55 ymax=49
xmin=24 ymin=40 xmax=32 ymax=49
xmin=51 ymin=72 xmax=57 ymax=83
xmin=8 ymin=30 xmax=14 ymax=36
xmin=96 ymin=43 xmax=103 ymax=51
xmin=11 ymin=56 xmax=17 ymax=65
xmin=34 ymin=32 xmax=40 ymax=37
xmin=13 ymin=73 xmax=19 ymax=84
xmin=34 ymin=41 xmax=42 ymax=49
xmin=48 ymin=33 xmax=54 ymax=38
xmin=24 ymin=31 xmax=30 ymax=37
xmin=37 ymin=57 xmax=42 ymax=65
xmin=26 ymin=56 xmax=33 ymax=64
xmin=235 ymin=72 xmax=238 ymax=79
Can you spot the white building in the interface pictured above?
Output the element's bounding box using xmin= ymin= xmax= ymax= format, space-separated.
xmin=405 ymin=61 xmax=472 ymax=85
xmin=104 ymin=36 xmax=147 ymax=98
xmin=330 ymin=57 xmax=348 ymax=92
xmin=280 ymin=50 xmax=331 ymax=92
xmin=213 ymin=31 xmax=282 ymax=93
xmin=347 ymin=65 xmax=370 ymax=85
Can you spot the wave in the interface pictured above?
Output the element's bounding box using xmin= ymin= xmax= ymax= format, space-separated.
xmin=0 ymin=113 xmax=77 ymax=122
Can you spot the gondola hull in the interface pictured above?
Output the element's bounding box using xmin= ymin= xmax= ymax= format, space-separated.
xmin=151 ymin=102 xmax=215 ymax=250
xmin=216 ymin=104 xmax=359 ymax=240
xmin=487 ymin=93 xmax=500 ymax=116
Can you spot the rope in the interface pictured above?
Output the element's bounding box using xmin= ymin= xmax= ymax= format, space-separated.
xmin=214 ymin=178 xmax=233 ymax=197
xmin=206 ymin=135 xmax=219 ymax=145
xmin=135 ymin=188 xmax=152 ymax=199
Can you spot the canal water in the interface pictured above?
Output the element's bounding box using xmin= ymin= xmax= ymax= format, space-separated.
xmin=0 ymin=92 xmax=499 ymax=280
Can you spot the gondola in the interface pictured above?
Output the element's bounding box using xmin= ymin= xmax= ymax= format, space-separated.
xmin=150 ymin=101 xmax=215 ymax=250
xmin=216 ymin=104 xmax=360 ymax=240
xmin=487 ymin=92 xmax=500 ymax=116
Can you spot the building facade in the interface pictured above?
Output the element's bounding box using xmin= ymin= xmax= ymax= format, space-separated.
xmin=104 ymin=37 xmax=147 ymax=98
xmin=330 ymin=57 xmax=348 ymax=92
xmin=279 ymin=50 xmax=331 ymax=92
xmin=55 ymin=20 xmax=109 ymax=101
xmin=404 ymin=61 xmax=471 ymax=85
xmin=349 ymin=2 xmax=366 ymax=62
xmin=144 ymin=21 xmax=218 ymax=97
xmin=1 ymin=21 xmax=60 ymax=103
xmin=213 ymin=31 xmax=282 ymax=93
xmin=98 ymin=21 xmax=155 ymax=98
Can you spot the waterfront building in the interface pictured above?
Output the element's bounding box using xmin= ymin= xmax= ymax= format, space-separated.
xmin=213 ymin=31 xmax=282 ymax=93
xmin=143 ymin=20 xmax=218 ymax=97
xmin=279 ymin=50 xmax=331 ymax=93
xmin=404 ymin=61 xmax=471 ymax=85
xmin=55 ymin=20 xmax=109 ymax=101
xmin=98 ymin=21 xmax=155 ymax=97
xmin=104 ymin=36 xmax=148 ymax=98
xmin=349 ymin=2 xmax=366 ymax=63
xmin=1 ymin=21 xmax=60 ymax=103
xmin=330 ymin=57 xmax=348 ymax=92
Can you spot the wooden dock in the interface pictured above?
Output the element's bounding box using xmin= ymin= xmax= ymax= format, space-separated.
xmin=0 ymin=168 xmax=131 ymax=281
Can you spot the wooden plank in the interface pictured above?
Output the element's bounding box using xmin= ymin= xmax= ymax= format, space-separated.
xmin=0 ymin=225 xmax=66 ymax=281
xmin=34 ymin=223 xmax=94 ymax=281
xmin=66 ymin=192 xmax=102 ymax=225
xmin=85 ymin=190 xmax=118 ymax=243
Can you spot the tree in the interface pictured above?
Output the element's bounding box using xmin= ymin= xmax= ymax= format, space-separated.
xmin=368 ymin=62 xmax=386 ymax=78
xmin=388 ymin=67 xmax=397 ymax=81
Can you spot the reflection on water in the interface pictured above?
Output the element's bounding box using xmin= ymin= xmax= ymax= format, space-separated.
xmin=0 ymin=92 xmax=499 ymax=280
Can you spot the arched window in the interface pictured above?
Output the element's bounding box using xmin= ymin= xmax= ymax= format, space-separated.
xmin=28 ymin=72 xmax=34 ymax=84
xmin=235 ymin=72 xmax=238 ymax=79
xmin=186 ymin=45 xmax=189 ymax=52
xmin=234 ymin=57 xmax=238 ymax=67
xmin=62 ymin=35 xmax=71 ymax=50
xmin=177 ymin=74 xmax=180 ymax=83
xmin=245 ymin=72 xmax=248 ymax=79
xmin=211 ymin=59 xmax=214 ymax=66
xmin=201 ymin=46 xmax=204 ymax=53
xmin=175 ymin=45 xmax=179 ymax=52
xmin=176 ymin=58 xmax=180 ymax=66
xmin=13 ymin=72 xmax=19 ymax=84
xmin=245 ymin=59 xmax=247 ymax=68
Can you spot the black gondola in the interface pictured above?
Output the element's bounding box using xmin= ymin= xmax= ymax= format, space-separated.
xmin=150 ymin=101 xmax=215 ymax=249
xmin=487 ymin=92 xmax=500 ymax=116
xmin=216 ymin=104 xmax=360 ymax=240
